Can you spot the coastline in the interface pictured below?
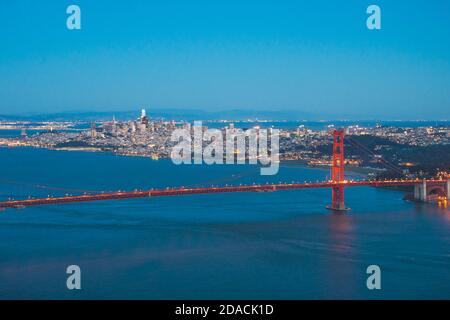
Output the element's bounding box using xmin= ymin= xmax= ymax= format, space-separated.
xmin=280 ymin=159 xmax=378 ymax=177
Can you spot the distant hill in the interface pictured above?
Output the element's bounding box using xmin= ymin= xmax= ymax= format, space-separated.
xmin=0 ymin=108 xmax=314 ymax=121
xmin=2 ymin=109 xmax=447 ymax=122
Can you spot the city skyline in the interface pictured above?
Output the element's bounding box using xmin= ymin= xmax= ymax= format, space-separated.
xmin=1 ymin=0 xmax=450 ymax=119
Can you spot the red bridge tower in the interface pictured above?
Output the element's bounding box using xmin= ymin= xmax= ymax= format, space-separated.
xmin=327 ymin=129 xmax=349 ymax=211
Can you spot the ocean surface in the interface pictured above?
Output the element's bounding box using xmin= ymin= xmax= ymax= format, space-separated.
xmin=204 ymin=120 xmax=450 ymax=130
xmin=0 ymin=147 xmax=449 ymax=299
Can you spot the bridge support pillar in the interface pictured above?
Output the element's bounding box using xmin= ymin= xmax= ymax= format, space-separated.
xmin=446 ymin=179 xmax=450 ymax=200
xmin=414 ymin=179 xmax=427 ymax=202
xmin=328 ymin=185 xmax=348 ymax=211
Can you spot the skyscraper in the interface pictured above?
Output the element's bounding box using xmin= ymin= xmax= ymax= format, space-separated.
xmin=140 ymin=108 xmax=149 ymax=126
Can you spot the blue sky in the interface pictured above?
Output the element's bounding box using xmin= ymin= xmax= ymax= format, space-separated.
xmin=0 ymin=0 xmax=449 ymax=119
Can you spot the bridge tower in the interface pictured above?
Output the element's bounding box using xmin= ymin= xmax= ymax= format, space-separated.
xmin=327 ymin=129 xmax=349 ymax=211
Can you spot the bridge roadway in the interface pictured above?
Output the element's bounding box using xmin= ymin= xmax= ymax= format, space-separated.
xmin=0 ymin=179 xmax=445 ymax=209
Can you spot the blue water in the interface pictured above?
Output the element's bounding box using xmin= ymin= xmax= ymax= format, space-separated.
xmin=0 ymin=147 xmax=449 ymax=299
xmin=0 ymin=130 xmax=42 ymax=138
xmin=205 ymin=120 xmax=450 ymax=130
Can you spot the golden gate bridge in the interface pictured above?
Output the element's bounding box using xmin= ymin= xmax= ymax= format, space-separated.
xmin=1 ymin=130 xmax=449 ymax=210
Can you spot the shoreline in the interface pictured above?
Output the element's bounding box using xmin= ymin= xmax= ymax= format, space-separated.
xmin=280 ymin=159 xmax=377 ymax=177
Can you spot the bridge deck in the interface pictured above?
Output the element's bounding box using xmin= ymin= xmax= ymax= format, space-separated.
xmin=0 ymin=180 xmax=445 ymax=209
